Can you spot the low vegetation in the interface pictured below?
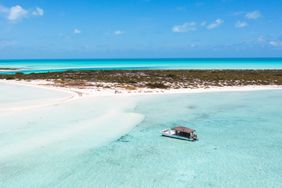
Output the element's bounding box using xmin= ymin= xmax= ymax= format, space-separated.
xmin=0 ymin=68 xmax=19 ymax=70
xmin=1 ymin=70 xmax=282 ymax=89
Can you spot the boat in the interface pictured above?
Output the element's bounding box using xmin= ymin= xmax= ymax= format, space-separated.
xmin=161 ymin=126 xmax=198 ymax=141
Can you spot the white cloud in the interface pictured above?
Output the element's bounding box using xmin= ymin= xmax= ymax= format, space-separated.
xmin=8 ymin=5 xmax=27 ymax=21
xmin=172 ymin=19 xmax=225 ymax=33
xmin=255 ymin=35 xmax=282 ymax=47
xmin=269 ymin=40 xmax=282 ymax=47
xmin=0 ymin=5 xmax=44 ymax=22
xmin=172 ymin=22 xmax=197 ymax=33
xmin=32 ymin=7 xmax=44 ymax=16
xmin=235 ymin=21 xmax=248 ymax=28
xmin=246 ymin=10 xmax=261 ymax=19
xmin=114 ymin=30 xmax=124 ymax=35
xmin=207 ymin=19 xmax=224 ymax=29
xmin=74 ymin=28 xmax=81 ymax=34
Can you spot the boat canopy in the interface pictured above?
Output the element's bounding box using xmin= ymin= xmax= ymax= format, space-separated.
xmin=172 ymin=126 xmax=195 ymax=133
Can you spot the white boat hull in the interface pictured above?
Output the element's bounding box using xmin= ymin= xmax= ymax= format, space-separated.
xmin=161 ymin=129 xmax=197 ymax=141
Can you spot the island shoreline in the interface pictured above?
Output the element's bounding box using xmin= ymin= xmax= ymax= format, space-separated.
xmin=0 ymin=70 xmax=282 ymax=96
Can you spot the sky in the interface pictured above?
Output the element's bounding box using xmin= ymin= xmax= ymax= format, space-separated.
xmin=0 ymin=0 xmax=282 ymax=59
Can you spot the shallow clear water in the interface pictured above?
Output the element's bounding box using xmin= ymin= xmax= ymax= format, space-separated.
xmin=1 ymin=89 xmax=282 ymax=187
xmin=1 ymin=58 xmax=282 ymax=74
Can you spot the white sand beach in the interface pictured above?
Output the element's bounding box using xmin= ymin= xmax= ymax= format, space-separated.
xmin=0 ymin=80 xmax=146 ymax=159
xmin=1 ymin=79 xmax=282 ymax=98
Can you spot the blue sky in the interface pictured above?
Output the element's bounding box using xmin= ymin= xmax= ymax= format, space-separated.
xmin=0 ymin=0 xmax=282 ymax=59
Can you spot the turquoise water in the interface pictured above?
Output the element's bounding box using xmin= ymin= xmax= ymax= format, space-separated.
xmin=1 ymin=58 xmax=282 ymax=74
xmin=1 ymin=90 xmax=282 ymax=187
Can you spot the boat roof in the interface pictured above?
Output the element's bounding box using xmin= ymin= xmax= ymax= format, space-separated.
xmin=172 ymin=126 xmax=195 ymax=133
